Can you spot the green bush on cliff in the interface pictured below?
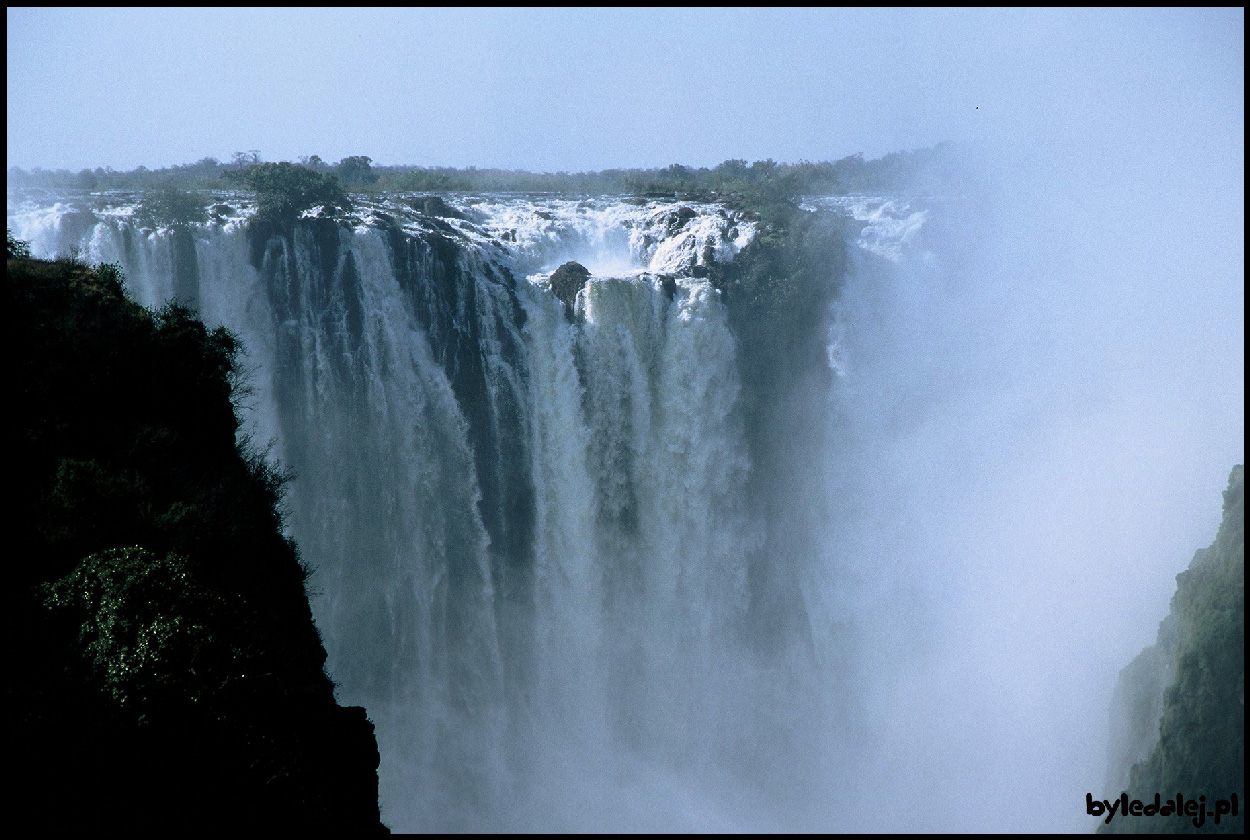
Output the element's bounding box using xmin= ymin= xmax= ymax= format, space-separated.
xmin=135 ymin=186 xmax=208 ymax=230
xmin=8 ymin=227 xmax=33 ymax=258
xmin=42 ymin=547 xmax=219 ymax=709
xmin=336 ymin=155 xmax=378 ymax=187
xmin=226 ymin=161 xmax=351 ymax=224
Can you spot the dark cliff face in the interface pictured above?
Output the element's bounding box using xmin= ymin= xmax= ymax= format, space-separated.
xmin=1100 ymin=465 xmax=1244 ymax=834
xmin=548 ymin=260 xmax=590 ymax=316
xmin=7 ymin=252 xmax=387 ymax=832
xmin=711 ymin=206 xmax=851 ymax=656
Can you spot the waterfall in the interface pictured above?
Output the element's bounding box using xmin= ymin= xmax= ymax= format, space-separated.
xmin=8 ymin=191 xmax=920 ymax=830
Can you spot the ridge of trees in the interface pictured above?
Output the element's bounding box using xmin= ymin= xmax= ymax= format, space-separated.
xmin=7 ymin=144 xmax=958 ymax=200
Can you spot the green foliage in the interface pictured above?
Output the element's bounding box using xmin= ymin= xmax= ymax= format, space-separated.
xmin=41 ymin=540 xmax=305 ymax=720
xmin=1101 ymin=466 xmax=1244 ymax=833
xmin=8 ymin=228 xmax=32 ymax=259
xmin=8 ymin=144 xmax=959 ymax=198
xmin=336 ymin=155 xmax=378 ymax=187
xmin=42 ymin=547 xmax=219 ymax=709
xmin=95 ymin=262 xmax=126 ymax=295
xmin=9 ymin=259 xmax=266 ymax=585
xmin=224 ymin=162 xmax=351 ymax=224
xmin=135 ymin=186 xmax=208 ymax=230
xmin=298 ymin=154 xmax=329 ymax=172
xmin=364 ymin=145 xmax=956 ymax=196
xmin=57 ymin=243 xmax=85 ymax=267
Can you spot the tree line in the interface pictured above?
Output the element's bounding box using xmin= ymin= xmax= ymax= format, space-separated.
xmin=7 ymin=144 xmax=958 ymax=199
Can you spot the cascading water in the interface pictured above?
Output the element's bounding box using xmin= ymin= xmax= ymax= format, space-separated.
xmin=8 ymin=190 xmax=927 ymax=831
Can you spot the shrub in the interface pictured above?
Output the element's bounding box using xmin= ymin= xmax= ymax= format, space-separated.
xmin=336 ymin=155 xmax=378 ymax=187
xmin=225 ymin=162 xmax=351 ymax=224
xmin=136 ymin=187 xmax=208 ymax=230
xmin=8 ymin=228 xmax=32 ymax=259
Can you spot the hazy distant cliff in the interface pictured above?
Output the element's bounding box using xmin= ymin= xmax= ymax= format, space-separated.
xmin=6 ymin=240 xmax=387 ymax=831
xmin=1102 ymin=465 xmax=1244 ymax=833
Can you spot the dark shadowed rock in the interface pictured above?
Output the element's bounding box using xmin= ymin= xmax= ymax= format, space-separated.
xmin=667 ymin=205 xmax=698 ymax=235
xmin=410 ymin=195 xmax=467 ymax=220
xmin=660 ymin=275 xmax=678 ymax=300
xmin=549 ymin=261 xmax=591 ymax=316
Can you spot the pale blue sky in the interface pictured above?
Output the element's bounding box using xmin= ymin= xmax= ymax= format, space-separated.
xmin=7 ymin=7 xmax=1242 ymax=172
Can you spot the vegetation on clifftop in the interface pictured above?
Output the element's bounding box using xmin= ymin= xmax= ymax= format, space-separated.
xmin=223 ymin=161 xmax=352 ymax=223
xmin=134 ymin=186 xmax=208 ymax=230
xmin=7 ymin=144 xmax=958 ymax=199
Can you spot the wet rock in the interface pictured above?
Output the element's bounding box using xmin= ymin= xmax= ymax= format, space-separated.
xmin=409 ymin=195 xmax=466 ymax=220
xmin=549 ymin=261 xmax=591 ymax=316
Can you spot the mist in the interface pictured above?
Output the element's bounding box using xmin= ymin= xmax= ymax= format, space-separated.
xmin=813 ymin=13 xmax=1242 ymax=831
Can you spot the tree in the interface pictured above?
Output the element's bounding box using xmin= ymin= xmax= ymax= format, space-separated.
xmin=231 ymin=150 xmax=262 ymax=168
xmin=225 ymin=162 xmax=351 ymax=224
xmin=136 ymin=187 xmax=208 ymax=230
xmin=336 ymin=155 xmax=377 ymax=187
xmin=8 ymin=229 xmax=32 ymax=259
